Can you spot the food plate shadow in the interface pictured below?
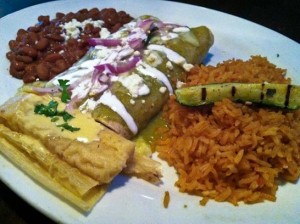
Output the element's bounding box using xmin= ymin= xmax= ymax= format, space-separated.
xmin=107 ymin=174 xmax=130 ymax=193
xmin=202 ymin=52 xmax=214 ymax=65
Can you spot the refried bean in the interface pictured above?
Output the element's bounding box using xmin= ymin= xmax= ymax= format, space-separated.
xmin=6 ymin=8 xmax=133 ymax=83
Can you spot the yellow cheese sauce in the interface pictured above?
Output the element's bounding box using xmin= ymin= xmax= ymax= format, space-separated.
xmin=14 ymin=94 xmax=104 ymax=142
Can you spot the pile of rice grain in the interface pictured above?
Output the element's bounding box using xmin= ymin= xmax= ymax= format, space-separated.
xmin=156 ymin=56 xmax=300 ymax=205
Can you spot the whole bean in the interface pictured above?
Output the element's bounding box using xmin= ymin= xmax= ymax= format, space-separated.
xmin=44 ymin=53 xmax=62 ymax=62
xmin=55 ymin=59 xmax=68 ymax=70
xmin=8 ymin=40 xmax=18 ymax=50
xmin=101 ymin=8 xmax=119 ymax=26
xmin=6 ymin=52 xmax=14 ymax=60
xmin=87 ymin=8 xmax=101 ymax=20
xmin=12 ymin=61 xmax=25 ymax=71
xmin=15 ymin=55 xmax=33 ymax=63
xmin=38 ymin=15 xmax=50 ymax=25
xmin=27 ymin=32 xmax=39 ymax=45
xmin=84 ymin=23 xmax=94 ymax=34
xmin=51 ymin=43 xmax=64 ymax=52
xmin=19 ymin=46 xmax=38 ymax=58
xmin=6 ymin=8 xmax=133 ymax=82
xmin=16 ymin=29 xmax=27 ymax=37
xmin=35 ymin=38 xmax=49 ymax=50
xmin=51 ymin=59 xmax=68 ymax=74
xmin=111 ymin=23 xmax=122 ymax=33
xmin=47 ymin=33 xmax=64 ymax=42
xmin=92 ymin=27 xmax=101 ymax=34
xmin=56 ymin=12 xmax=65 ymax=19
xmin=9 ymin=65 xmax=25 ymax=79
xmin=27 ymin=26 xmax=41 ymax=33
xmin=36 ymin=62 xmax=50 ymax=80
xmin=23 ymin=72 xmax=37 ymax=83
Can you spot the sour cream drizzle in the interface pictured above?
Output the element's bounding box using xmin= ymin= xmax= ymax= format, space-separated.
xmin=99 ymin=91 xmax=138 ymax=134
xmin=147 ymin=44 xmax=193 ymax=71
xmin=136 ymin=62 xmax=173 ymax=94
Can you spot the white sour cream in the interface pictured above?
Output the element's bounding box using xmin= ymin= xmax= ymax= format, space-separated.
xmin=98 ymin=91 xmax=138 ymax=134
xmin=147 ymin=44 xmax=194 ymax=71
xmin=136 ymin=62 xmax=173 ymax=94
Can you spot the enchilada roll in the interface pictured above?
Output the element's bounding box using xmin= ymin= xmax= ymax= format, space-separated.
xmin=91 ymin=21 xmax=214 ymax=138
xmin=91 ymin=74 xmax=169 ymax=138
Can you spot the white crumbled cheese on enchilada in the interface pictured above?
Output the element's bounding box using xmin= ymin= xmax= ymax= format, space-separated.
xmin=118 ymin=73 xmax=150 ymax=98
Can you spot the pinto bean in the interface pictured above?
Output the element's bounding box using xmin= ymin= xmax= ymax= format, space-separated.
xmin=19 ymin=46 xmax=38 ymax=58
xmin=51 ymin=59 xmax=68 ymax=74
xmin=8 ymin=40 xmax=18 ymax=50
xmin=38 ymin=15 xmax=50 ymax=25
xmin=55 ymin=59 xmax=68 ymax=71
xmin=101 ymin=8 xmax=119 ymax=26
xmin=111 ymin=23 xmax=122 ymax=33
xmin=12 ymin=61 xmax=25 ymax=71
xmin=6 ymin=8 xmax=133 ymax=82
xmin=92 ymin=27 xmax=101 ymax=34
xmin=36 ymin=62 xmax=50 ymax=80
xmin=35 ymin=38 xmax=49 ymax=50
xmin=56 ymin=12 xmax=65 ymax=19
xmin=9 ymin=64 xmax=25 ymax=79
xmin=47 ymin=33 xmax=64 ymax=42
xmin=23 ymin=72 xmax=37 ymax=83
xmin=6 ymin=52 xmax=14 ymax=60
xmin=50 ymin=59 xmax=67 ymax=75
xmin=16 ymin=29 xmax=27 ymax=37
xmin=15 ymin=55 xmax=33 ymax=63
xmin=27 ymin=32 xmax=39 ymax=44
xmin=44 ymin=53 xmax=62 ymax=62
xmin=28 ymin=26 xmax=42 ymax=33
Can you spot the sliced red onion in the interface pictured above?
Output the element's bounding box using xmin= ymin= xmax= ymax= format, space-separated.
xmin=98 ymin=73 xmax=110 ymax=83
xmin=94 ymin=55 xmax=141 ymax=75
xmin=155 ymin=21 xmax=183 ymax=30
xmin=65 ymin=95 xmax=79 ymax=112
xmin=88 ymin=38 xmax=122 ymax=47
xmin=94 ymin=63 xmax=117 ymax=74
xmin=31 ymin=86 xmax=60 ymax=94
xmin=115 ymin=55 xmax=141 ymax=74
xmin=128 ymin=38 xmax=144 ymax=50
xmin=137 ymin=18 xmax=154 ymax=31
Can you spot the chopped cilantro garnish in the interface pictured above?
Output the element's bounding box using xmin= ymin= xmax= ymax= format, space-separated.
xmin=58 ymin=79 xmax=71 ymax=103
xmin=34 ymin=100 xmax=80 ymax=132
xmin=57 ymin=110 xmax=74 ymax=122
xmin=57 ymin=123 xmax=81 ymax=132
xmin=50 ymin=117 xmax=59 ymax=122
xmin=34 ymin=100 xmax=58 ymax=117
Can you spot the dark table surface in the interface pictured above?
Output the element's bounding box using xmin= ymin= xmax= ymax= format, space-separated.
xmin=0 ymin=0 xmax=299 ymax=224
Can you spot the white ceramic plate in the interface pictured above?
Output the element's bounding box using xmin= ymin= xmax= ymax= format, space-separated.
xmin=0 ymin=0 xmax=300 ymax=223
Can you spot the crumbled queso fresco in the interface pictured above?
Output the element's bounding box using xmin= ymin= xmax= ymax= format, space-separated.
xmin=60 ymin=18 xmax=105 ymax=40
xmin=117 ymin=73 xmax=150 ymax=98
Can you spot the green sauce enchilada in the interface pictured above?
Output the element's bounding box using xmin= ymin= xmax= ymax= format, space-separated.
xmin=45 ymin=15 xmax=214 ymax=138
